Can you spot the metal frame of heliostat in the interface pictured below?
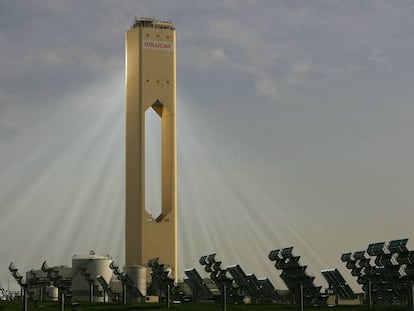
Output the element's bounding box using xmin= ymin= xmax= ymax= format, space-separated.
xmin=368 ymin=240 xmax=407 ymax=304
xmin=199 ymin=253 xmax=242 ymax=306
xmin=26 ymin=269 xmax=51 ymax=302
xmin=147 ymin=258 xmax=175 ymax=307
xmin=341 ymin=238 xmax=413 ymax=307
xmin=9 ymin=262 xmax=28 ymax=311
xmin=109 ymin=261 xmax=144 ymax=304
xmin=198 ymin=252 xmax=280 ymax=309
xmin=268 ymin=247 xmax=327 ymax=308
xmin=0 ymin=285 xmax=7 ymax=300
xmin=96 ymin=275 xmax=117 ymax=302
xmin=183 ymin=268 xmax=214 ymax=302
xmin=226 ymin=264 xmax=280 ymax=303
xmin=76 ymin=262 xmax=103 ymax=303
xmin=391 ymin=239 xmax=414 ymax=311
xmin=41 ymin=261 xmax=72 ymax=311
xmin=321 ymin=268 xmax=356 ymax=304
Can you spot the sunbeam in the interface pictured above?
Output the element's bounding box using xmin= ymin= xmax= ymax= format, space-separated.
xmin=176 ymin=94 xmax=367 ymax=289
xmin=0 ymin=73 xmax=125 ymax=284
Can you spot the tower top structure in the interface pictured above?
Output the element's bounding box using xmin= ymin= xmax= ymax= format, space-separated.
xmin=131 ymin=17 xmax=175 ymax=30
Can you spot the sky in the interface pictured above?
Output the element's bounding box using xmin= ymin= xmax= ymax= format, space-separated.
xmin=1 ymin=0 xmax=414 ymax=292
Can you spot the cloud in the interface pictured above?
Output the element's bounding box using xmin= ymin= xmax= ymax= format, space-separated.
xmin=23 ymin=0 xmax=72 ymax=13
xmin=253 ymin=71 xmax=279 ymax=100
xmin=367 ymin=47 xmax=391 ymax=71
xmin=287 ymin=59 xmax=313 ymax=85
xmin=203 ymin=17 xmax=282 ymax=101
xmin=211 ymin=48 xmax=228 ymax=63
xmin=292 ymin=59 xmax=312 ymax=75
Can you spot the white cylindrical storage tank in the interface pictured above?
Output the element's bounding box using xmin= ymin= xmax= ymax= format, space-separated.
xmin=125 ymin=265 xmax=147 ymax=297
xmin=45 ymin=286 xmax=58 ymax=301
xmin=72 ymin=252 xmax=113 ymax=302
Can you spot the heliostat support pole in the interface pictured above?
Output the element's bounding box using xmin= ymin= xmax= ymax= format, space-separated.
xmin=60 ymin=290 xmax=65 ymax=311
xmin=408 ymin=281 xmax=414 ymax=311
xmin=368 ymin=280 xmax=372 ymax=308
xmin=297 ymin=283 xmax=304 ymax=311
xmin=123 ymin=284 xmax=127 ymax=304
xmin=22 ymin=287 xmax=27 ymax=311
xmin=166 ymin=284 xmax=171 ymax=309
xmin=222 ymin=283 xmax=227 ymax=311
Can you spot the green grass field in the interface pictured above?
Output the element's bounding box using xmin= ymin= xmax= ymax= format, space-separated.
xmin=0 ymin=301 xmax=409 ymax=311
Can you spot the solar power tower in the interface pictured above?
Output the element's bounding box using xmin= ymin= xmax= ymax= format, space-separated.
xmin=341 ymin=238 xmax=410 ymax=306
xmin=268 ymin=247 xmax=327 ymax=307
xmin=321 ymin=268 xmax=356 ymax=304
xmin=125 ymin=17 xmax=178 ymax=281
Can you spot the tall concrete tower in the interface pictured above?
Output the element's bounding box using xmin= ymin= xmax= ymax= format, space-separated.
xmin=125 ymin=17 xmax=177 ymax=281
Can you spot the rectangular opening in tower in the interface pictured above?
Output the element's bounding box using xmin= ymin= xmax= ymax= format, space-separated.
xmin=145 ymin=108 xmax=162 ymax=221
